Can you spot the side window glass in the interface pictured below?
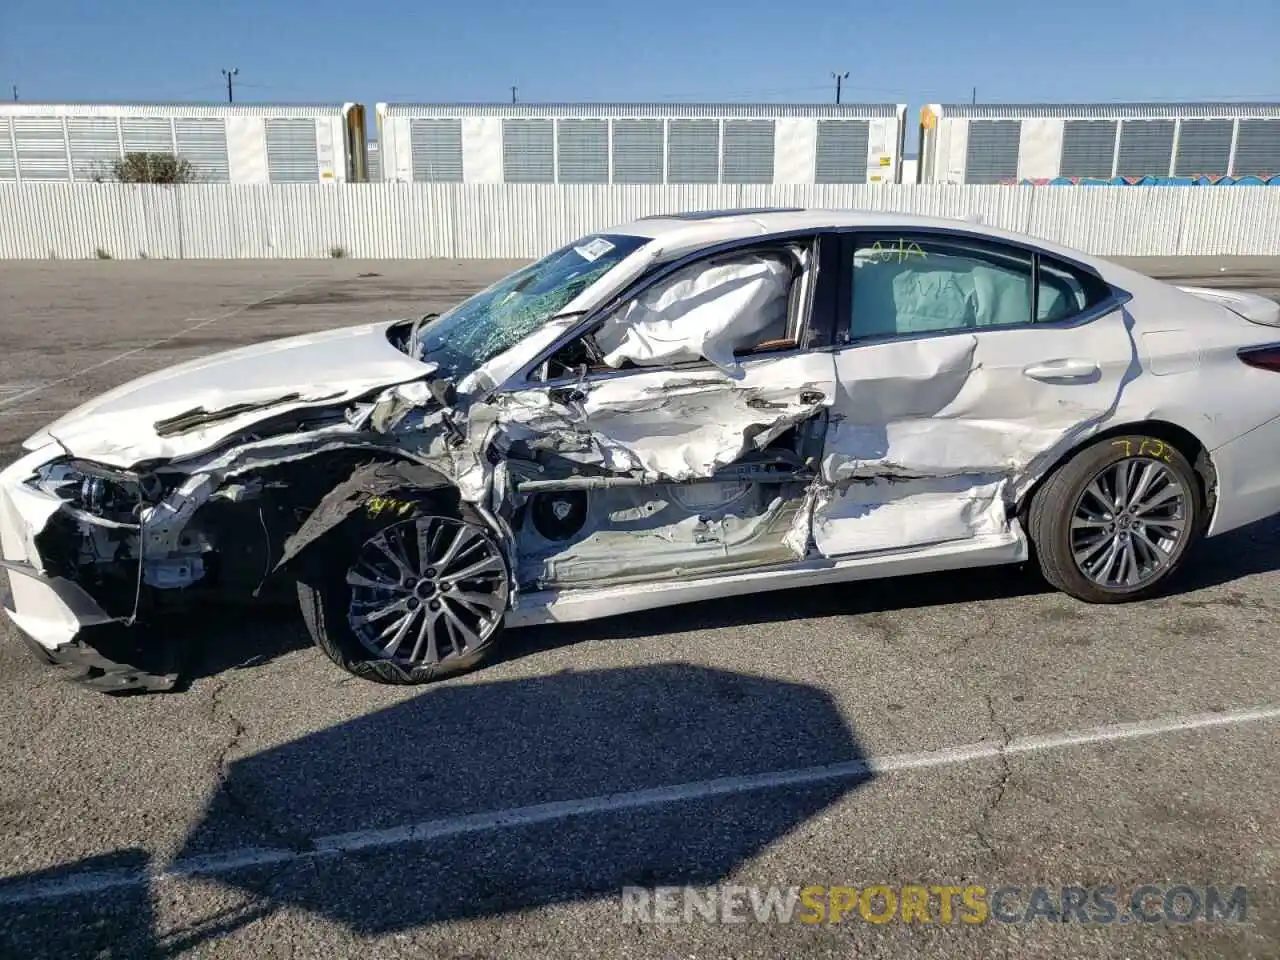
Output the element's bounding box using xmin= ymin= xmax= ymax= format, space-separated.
xmin=848 ymin=237 xmax=1034 ymax=339
xmin=1037 ymin=256 xmax=1110 ymax=322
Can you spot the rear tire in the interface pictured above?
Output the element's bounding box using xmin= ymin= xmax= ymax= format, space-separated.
xmin=1028 ymin=434 xmax=1203 ymax=603
xmin=297 ymin=496 xmax=508 ymax=685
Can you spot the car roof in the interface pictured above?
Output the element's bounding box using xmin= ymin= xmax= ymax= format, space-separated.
xmin=609 ymin=207 xmax=1093 ymax=265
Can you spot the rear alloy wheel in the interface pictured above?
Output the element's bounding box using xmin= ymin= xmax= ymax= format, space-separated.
xmin=299 ymin=510 xmax=509 ymax=684
xmin=1028 ymin=435 xmax=1203 ymax=603
xmin=1069 ymin=458 xmax=1188 ymax=588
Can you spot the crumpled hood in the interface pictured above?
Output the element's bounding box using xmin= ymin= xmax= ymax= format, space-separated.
xmin=25 ymin=320 xmax=431 ymax=468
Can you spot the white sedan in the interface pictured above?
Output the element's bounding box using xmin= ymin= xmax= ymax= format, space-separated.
xmin=3 ymin=208 xmax=1280 ymax=691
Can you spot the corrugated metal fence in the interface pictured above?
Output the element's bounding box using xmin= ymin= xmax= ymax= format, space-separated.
xmin=1 ymin=183 xmax=1278 ymax=259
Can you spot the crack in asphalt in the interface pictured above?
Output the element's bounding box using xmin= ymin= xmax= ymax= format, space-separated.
xmin=208 ymin=676 xmax=314 ymax=853
xmin=975 ymin=694 xmax=1013 ymax=861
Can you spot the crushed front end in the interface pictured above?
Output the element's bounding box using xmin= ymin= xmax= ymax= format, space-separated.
xmin=0 ymin=445 xmax=183 ymax=689
xmin=0 ymin=444 xmax=277 ymax=692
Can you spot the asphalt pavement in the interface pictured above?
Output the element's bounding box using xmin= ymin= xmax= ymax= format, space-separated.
xmin=0 ymin=255 xmax=1277 ymax=959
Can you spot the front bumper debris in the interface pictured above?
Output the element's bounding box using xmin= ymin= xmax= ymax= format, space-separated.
xmin=0 ymin=558 xmax=178 ymax=692
xmin=0 ymin=447 xmax=177 ymax=693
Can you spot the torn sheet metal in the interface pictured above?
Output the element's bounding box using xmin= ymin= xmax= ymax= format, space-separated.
xmin=810 ymin=475 xmax=1010 ymax=553
xmin=513 ymin=482 xmax=801 ymax=589
xmin=491 ymin=358 xmax=833 ymax=483
xmin=153 ymin=390 xmax=346 ymax=437
xmin=276 ymin=460 xmax=457 ymax=574
xmin=593 ymin=253 xmax=793 ymax=376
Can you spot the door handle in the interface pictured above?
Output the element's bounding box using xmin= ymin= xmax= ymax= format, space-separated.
xmin=1022 ymin=359 xmax=1100 ymax=382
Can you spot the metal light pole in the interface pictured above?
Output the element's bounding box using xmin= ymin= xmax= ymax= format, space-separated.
xmin=221 ymin=68 xmax=239 ymax=104
xmin=832 ymin=71 xmax=849 ymax=105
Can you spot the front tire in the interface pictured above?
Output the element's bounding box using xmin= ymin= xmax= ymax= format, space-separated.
xmin=1028 ymin=434 xmax=1203 ymax=603
xmin=298 ymin=500 xmax=509 ymax=685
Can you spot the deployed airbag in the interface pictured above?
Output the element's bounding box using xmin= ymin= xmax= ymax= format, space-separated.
xmin=594 ymin=254 xmax=793 ymax=375
xmin=851 ymin=251 xmax=1031 ymax=336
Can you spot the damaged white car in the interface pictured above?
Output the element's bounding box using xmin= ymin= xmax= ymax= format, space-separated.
xmin=5 ymin=208 xmax=1280 ymax=692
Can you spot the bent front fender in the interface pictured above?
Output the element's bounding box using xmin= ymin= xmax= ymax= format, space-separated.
xmin=276 ymin=460 xmax=458 ymax=580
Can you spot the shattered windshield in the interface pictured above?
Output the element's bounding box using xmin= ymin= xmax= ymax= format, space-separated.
xmin=410 ymin=233 xmax=650 ymax=379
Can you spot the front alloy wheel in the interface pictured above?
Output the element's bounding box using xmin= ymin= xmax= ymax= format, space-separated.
xmin=347 ymin=516 xmax=509 ymax=667
xmin=298 ymin=506 xmax=510 ymax=685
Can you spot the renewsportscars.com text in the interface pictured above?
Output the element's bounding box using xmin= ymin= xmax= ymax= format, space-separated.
xmin=621 ymin=884 xmax=1249 ymax=925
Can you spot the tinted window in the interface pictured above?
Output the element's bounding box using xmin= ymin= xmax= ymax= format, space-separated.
xmin=1037 ymin=256 xmax=1110 ymax=322
xmin=848 ymin=237 xmax=1034 ymax=338
xmin=846 ymin=237 xmax=1113 ymax=340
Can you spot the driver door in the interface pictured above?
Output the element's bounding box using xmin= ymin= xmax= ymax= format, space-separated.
xmin=489 ymin=235 xmax=839 ymax=588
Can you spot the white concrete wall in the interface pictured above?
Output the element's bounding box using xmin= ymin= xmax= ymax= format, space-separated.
xmin=383 ymin=117 xmax=413 ymax=184
xmin=938 ymin=119 xmax=968 ymax=185
xmin=866 ymin=118 xmax=897 ymax=184
xmin=1 ymin=182 xmax=1278 ymax=259
xmin=225 ymin=118 xmax=268 ymax=184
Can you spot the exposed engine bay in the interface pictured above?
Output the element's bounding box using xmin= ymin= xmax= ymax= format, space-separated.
xmin=24 ymin=451 xmax=378 ymax=619
xmin=22 ymin=430 xmax=825 ymax=624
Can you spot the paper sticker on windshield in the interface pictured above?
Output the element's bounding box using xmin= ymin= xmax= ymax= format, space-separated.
xmin=574 ymin=237 xmax=616 ymax=262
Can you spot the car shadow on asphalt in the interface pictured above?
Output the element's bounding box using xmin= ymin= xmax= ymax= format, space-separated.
xmin=0 ymin=663 xmax=873 ymax=952
xmin=0 ymin=848 xmax=277 ymax=959
xmin=149 ymin=515 xmax=1280 ymax=689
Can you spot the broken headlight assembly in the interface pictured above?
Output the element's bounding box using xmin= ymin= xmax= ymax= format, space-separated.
xmin=29 ymin=460 xmax=147 ymax=527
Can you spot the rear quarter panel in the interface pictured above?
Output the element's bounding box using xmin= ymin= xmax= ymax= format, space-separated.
xmin=1092 ymin=263 xmax=1280 ymax=452
xmin=1086 ymin=262 xmax=1280 ymax=536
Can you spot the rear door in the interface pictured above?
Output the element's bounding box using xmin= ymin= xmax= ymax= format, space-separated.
xmin=812 ymin=229 xmax=1137 ymax=559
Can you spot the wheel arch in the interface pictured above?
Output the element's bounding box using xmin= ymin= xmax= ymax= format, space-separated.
xmin=275 ymin=456 xmax=461 ymax=583
xmin=1018 ymin=418 xmax=1217 ymax=527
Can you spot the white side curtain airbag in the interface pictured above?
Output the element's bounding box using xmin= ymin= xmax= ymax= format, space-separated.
xmin=594 ymin=254 xmax=792 ymax=376
xmin=851 ymin=255 xmax=1033 ymax=336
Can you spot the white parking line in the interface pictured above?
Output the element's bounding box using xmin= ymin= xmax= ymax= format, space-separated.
xmin=0 ymin=703 xmax=1275 ymax=907
xmin=0 ymin=279 xmax=318 ymax=412
xmin=0 ymin=384 xmax=48 ymax=400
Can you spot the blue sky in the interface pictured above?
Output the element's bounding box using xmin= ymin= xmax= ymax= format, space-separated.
xmin=2 ymin=0 xmax=1276 ymax=115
